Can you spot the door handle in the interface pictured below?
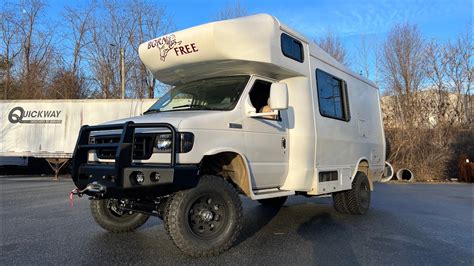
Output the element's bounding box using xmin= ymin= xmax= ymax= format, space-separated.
xmin=281 ymin=137 xmax=286 ymax=149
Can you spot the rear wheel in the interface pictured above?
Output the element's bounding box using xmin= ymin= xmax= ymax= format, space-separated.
xmin=257 ymin=196 xmax=288 ymax=207
xmin=332 ymin=172 xmax=371 ymax=215
xmin=346 ymin=172 xmax=371 ymax=214
xmin=332 ymin=191 xmax=349 ymax=213
xmin=90 ymin=199 xmax=149 ymax=233
xmin=164 ymin=175 xmax=243 ymax=257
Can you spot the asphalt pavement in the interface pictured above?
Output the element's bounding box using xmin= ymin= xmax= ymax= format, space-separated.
xmin=0 ymin=176 xmax=472 ymax=265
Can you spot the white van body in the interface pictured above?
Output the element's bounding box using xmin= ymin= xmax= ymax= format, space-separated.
xmin=100 ymin=14 xmax=385 ymax=199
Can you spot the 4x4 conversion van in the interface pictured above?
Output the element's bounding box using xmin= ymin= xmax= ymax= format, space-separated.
xmin=71 ymin=14 xmax=385 ymax=257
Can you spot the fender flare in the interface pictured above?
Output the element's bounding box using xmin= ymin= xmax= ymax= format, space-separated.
xmin=201 ymin=147 xmax=254 ymax=197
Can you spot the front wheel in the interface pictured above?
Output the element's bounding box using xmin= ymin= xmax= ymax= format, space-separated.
xmin=90 ymin=199 xmax=149 ymax=233
xmin=164 ymin=175 xmax=243 ymax=257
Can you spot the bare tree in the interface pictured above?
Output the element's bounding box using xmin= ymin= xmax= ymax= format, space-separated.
xmin=85 ymin=0 xmax=131 ymax=98
xmin=0 ymin=5 xmax=22 ymax=99
xmin=315 ymin=31 xmax=348 ymax=65
xmin=216 ymin=0 xmax=247 ymax=20
xmin=63 ymin=5 xmax=95 ymax=79
xmin=444 ymin=30 xmax=472 ymax=127
xmin=14 ymin=0 xmax=55 ymax=99
xmin=46 ymin=4 xmax=97 ymax=99
xmin=49 ymin=69 xmax=88 ymax=99
xmin=82 ymin=0 xmax=173 ymax=99
xmin=355 ymin=34 xmax=371 ymax=78
xmin=128 ymin=0 xmax=173 ymax=98
xmin=380 ymin=23 xmax=426 ymax=126
xmin=424 ymin=40 xmax=451 ymax=125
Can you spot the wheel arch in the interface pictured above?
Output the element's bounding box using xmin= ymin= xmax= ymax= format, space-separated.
xmin=353 ymin=157 xmax=374 ymax=191
xmin=200 ymin=148 xmax=253 ymax=197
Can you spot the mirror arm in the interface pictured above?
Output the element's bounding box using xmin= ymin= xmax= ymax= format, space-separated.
xmin=248 ymin=111 xmax=278 ymax=118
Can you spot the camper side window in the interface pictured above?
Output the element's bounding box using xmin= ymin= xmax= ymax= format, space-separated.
xmin=281 ymin=33 xmax=304 ymax=63
xmin=316 ymin=69 xmax=350 ymax=121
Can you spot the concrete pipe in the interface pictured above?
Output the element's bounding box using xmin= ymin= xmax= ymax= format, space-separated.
xmin=396 ymin=168 xmax=415 ymax=182
xmin=380 ymin=161 xmax=394 ymax=183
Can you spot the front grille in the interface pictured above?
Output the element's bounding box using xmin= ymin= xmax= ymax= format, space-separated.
xmin=93 ymin=134 xmax=154 ymax=160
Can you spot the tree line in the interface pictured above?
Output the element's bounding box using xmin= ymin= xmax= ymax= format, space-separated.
xmin=1 ymin=0 xmax=174 ymax=100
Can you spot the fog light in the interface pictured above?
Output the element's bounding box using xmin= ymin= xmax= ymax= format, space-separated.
xmin=150 ymin=172 xmax=160 ymax=182
xmin=135 ymin=172 xmax=145 ymax=184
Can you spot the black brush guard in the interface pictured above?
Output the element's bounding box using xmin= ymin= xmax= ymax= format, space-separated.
xmin=71 ymin=121 xmax=199 ymax=198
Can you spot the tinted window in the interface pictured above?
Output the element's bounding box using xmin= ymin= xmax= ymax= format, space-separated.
xmin=316 ymin=69 xmax=350 ymax=121
xmin=281 ymin=33 xmax=304 ymax=62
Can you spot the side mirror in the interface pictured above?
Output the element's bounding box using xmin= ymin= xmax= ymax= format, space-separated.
xmin=269 ymin=83 xmax=288 ymax=110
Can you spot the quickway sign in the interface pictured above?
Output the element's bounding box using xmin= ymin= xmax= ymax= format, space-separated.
xmin=8 ymin=106 xmax=62 ymax=124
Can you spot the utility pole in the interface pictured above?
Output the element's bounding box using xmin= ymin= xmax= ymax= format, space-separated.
xmin=120 ymin=47 xmax=125 ymax=99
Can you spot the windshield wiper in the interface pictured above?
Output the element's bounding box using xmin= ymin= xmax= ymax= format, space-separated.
xmin=143 ymin=109 xmax=161 ymax=115
xmin=172 ymin=104 xmax=221 ymax=110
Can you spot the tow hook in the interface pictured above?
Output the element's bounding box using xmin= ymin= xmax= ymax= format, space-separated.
xmin=70 ymin=182 xmax=107 ymax=207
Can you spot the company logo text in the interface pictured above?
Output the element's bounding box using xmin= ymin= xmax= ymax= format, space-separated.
xmin=8 ymin=106 xmax=62 ymax=124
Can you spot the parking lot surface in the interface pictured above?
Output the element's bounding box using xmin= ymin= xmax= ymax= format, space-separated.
xmin=0 ymin=176 xmax=472 ymax=265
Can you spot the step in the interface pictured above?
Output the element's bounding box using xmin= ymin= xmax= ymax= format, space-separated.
xmin=252 ymin=188 xmax=295 ymax=200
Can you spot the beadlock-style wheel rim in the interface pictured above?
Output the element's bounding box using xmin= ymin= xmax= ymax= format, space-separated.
xmin=186 ymin=194 xmax=228 ymax=240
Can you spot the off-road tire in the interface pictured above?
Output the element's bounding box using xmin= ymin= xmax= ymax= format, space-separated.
xmin=156 ymin=197 xmax=170 ymax=220
xmin=257 ymin=196 xmax=288 ymax=207
xmin=332 ymin=191 xmax=350 ymax=213
xmin=346 ymin=172 xmax=371 ymax=215
xmin=90 ymin=199 xmax=149 ymax=233
xmin=164 ymin=175 xmax=243 ymax=257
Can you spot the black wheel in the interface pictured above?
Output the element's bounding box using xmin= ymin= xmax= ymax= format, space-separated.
xmin=164 ymin=175 xmax=243 ymax=257
xmin=90 ymin=199 xmax=149 ymax=233
xmin=332 ymin=191 xmax=349 ymax=214
xmin=346 ymin=172 xmax=371 ymax=215
xmin=257 ymin=196 xmax=287 ymax=207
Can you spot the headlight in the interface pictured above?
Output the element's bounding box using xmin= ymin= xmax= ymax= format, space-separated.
xmin=154 ymin=132 xmax=194 ymax=153
xmin=155 ymin=134 xmax=173 ymax=151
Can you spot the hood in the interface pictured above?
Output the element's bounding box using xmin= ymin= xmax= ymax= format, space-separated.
xmin=100 ymin=110 xmax=237 ymax=132
xmin=102 ymin=111 xmax=192 ymax=128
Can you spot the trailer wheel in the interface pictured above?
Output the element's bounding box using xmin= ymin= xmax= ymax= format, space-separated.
xmin=90 ymin=199 xmax=149 ymax=233
xmin=332 ymin=192 xmax=349 ymax=214
xmin=346 ymin=172 xmax=371 ymax=215
xmin=257 ymin=196 xmax=288 ymax=207
xmin=164 ymin=175 xmax=243 ymax=257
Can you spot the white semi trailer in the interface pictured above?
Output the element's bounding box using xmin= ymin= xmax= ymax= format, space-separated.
xmin=70 ymin=14 xmax=386 ymax=257
xmin=0 ymin=99 xmax=155 ymax=176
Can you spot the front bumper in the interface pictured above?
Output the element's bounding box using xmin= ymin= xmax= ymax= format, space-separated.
xmin=71 ymin=122 xmax=199 ymax=198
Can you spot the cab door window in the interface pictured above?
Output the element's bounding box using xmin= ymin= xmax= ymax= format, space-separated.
xmin=248 ymin=80 xmax=279 ymax=120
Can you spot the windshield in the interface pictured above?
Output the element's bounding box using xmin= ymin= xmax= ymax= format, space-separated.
xmin=145 ymin=76 xmax=249 ymax=114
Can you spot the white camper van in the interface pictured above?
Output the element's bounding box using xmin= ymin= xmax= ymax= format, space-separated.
xmin=71 ymin=14 xmax=385 ymax=257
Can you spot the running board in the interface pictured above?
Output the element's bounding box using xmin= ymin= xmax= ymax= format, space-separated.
xmin=251 ymin=188 xmax=294 ymax=200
